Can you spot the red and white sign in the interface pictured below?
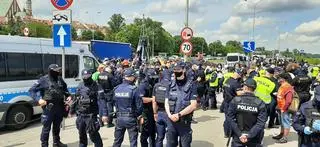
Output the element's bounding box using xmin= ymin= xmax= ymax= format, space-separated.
xmin=180 ymin=41 xmax=193 ymax=55
xmin=23 ymin=28 xmax=29 ymax=36
xmin=51 ymin=0 xmax=73 ymax=10
xmin=181 ymin=27 xmax=193 ymax=41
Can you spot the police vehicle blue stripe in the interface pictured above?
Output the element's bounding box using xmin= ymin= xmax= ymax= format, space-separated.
xmin=0 ymin=87 xmax=77 ymax=103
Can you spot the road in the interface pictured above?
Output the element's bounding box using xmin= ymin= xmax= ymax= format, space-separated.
xmin=0 ymin=93 xmax=298 ymax=147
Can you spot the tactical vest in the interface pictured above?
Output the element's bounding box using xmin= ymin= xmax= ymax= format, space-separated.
xmin=312 ymin=67 xmax=320 ymax=78
xmin=206 ymin=73 xmax=219 ymax=87
xmin=77 ymin=82 xmax=98 ymax=114
xmin=254 ymin=77 xmax=276 ymax=104
xmin=114 ymin=84 xmax=136 ymax=115
xmin=234 ymin=95 xmax=262 ymax=133
xmin=43 ymin=77 xmax=64 ymax=104
xmin=168 ymin=80 xmax=192 ymax=114
xmin=154 ymin=83 xmax=168 ymax=104
xmin=223 ymin=72 xmax=233 ymax=85
xmin=305 ymin=107 xmax=320 ymax=142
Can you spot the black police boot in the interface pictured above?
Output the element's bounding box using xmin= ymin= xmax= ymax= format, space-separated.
xmin=53 ymin=141 xmax=67 ymax=147
xmin=211 ymin=105 xmax=218 ymax=110
xmin=272 ymin=133 xmax=283 ymax=140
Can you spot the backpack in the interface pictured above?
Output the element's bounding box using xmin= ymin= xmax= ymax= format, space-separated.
xmin=288 ymin=91 xmax=300 ymax=114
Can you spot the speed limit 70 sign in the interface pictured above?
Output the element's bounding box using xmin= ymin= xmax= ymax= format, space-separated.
xmin=180 ymin=41 xmax=193 ymax=55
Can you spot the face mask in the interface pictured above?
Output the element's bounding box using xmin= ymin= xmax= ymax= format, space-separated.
xmin=174 ymin=72 xmax=183 ymax=78
xmin=49 ymin=70 xmax=59 ymax=78
xmin=83 ymin=78 xmax=93 ymax=85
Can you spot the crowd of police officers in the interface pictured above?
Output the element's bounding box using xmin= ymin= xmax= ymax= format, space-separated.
xmin=28 ymin=57 xmax=320 ymax=147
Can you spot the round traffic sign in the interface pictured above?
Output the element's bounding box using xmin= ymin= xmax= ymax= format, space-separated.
xmin=180 ymin=41 xmax=193 ymax=55
xmin=51 ymin=0 xmax=73 ymax=10
xmin=181 ymin=27 xmax=193 ymax=41
xmin=23 ymin=28 xmax=29 ymax=36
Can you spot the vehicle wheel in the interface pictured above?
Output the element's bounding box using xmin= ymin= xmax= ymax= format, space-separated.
xmin=6 ymin=105 xmax=31 ymax=130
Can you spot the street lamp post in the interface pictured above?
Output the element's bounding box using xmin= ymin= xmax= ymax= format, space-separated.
xmin=245 ymin=0 xmax=263 ymax=41
xmin=184 ymin=0 xmax=189 ymax=62
xmin=85 ymin=11 xmax=101 ymax=40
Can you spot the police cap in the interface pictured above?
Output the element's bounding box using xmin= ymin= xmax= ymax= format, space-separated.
xmin=266 ymin=68 xmax=275 ymax=74
xmin=124 ymin=68 xmax=136 ymax=77
xmin=82 ymin=69 xmax=94 ymax=79
xmin=244 ymin=78 xmax=257 ymax=90
xmin=174 ymin=62 xmax=186 ymax=70
xmin=48 ymin=64 xmax=62 ymax=72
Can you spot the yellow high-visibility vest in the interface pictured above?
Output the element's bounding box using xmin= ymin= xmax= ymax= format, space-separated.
xmin=223 ymin=72 xmax=233 ymax=85
xmin=253 ymin=76 xmax=276 ymax=104
xmin=206 ymin=73 xmax=219 ymax=87
xmin=312 ymin=67 xmax=320 ymax=78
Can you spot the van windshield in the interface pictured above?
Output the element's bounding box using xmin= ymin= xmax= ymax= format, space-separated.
xmin=227 ymin=56 xmax=239 ymax=62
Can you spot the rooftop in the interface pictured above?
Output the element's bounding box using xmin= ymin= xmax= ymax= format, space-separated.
xmin=0 ymin=0 xmax=14 ymax=16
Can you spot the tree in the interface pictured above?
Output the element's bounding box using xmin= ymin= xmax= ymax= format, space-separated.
xmin=225 ymin=40 xmax=242 ymax=53
xmin=94 ymin=30 xmax=105 ymax=40
xmin=189 ymin=37 xmax=208 ymax=55
xmin=108 ymin=14 xmax=126 ymax=34
xmin=71 ymin=27 xmax=77 ymax=40
xmin=115 ymin=24 xmax=141 ymax=49
xmin=80 ymin=30 xmax=94 ymax=40
xmin=26 ymin=22 xmax=51 ymax=38
xmin=208 ymin=40 xmax=225 ymax=56
xmin=7 ymin=17 xmax=25 ymax=36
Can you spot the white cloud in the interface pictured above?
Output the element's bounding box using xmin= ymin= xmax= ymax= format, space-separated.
xmin=145 ymin=0 xmax=201 ymax=14
xmin=295 ymin=17 xmax=320 ymax=36
xmin=163 ymin=20 xmax=181 ymax=35
xmin=217 ymin=16 xmax=273 ymax=35
xmin=234 ymin=0 xmax=320 ymax=15
xmin=119 ymin=0 xmax=144 ymax=4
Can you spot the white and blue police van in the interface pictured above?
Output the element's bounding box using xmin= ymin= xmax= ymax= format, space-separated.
xmin=0 ymin=35 xmax=99 ymax=129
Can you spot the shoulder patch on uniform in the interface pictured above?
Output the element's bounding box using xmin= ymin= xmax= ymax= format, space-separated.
xmin=234 ymin=97 xmax=241 ymax=102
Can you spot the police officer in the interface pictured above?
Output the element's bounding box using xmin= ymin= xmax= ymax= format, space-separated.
xmin=70 ymin=69 xmax=104 ymax=147
xmin=220 ymin=66 xmax=235 ymax=113
xmin=29 ymin=64 xmax=71 ymax=147
xmin=293 ymin=80 xmax=320 ymax=147
xmin=227 ymin=79 xmax=267 ymax=147
xmin=152 ymin=74 xmax=171 ymax=147
xmin=113 ymin=68 xmax=143 ymax=147
xmin=223 ymin=69 xmax=243 ymax=138
xmin=205 ymin=66 xmax=219 ymax=110
xmin=253 ymin=68 xmax=276 ymax=123
xmin=97 ymin=66 xmax=116 ymax=128
xmin=311 ymin=66 xmax=320 ymax=81
xmin=292 ymin=68 xmax=312 ymax=108
xmin=165 ymin=62 xmax=198 ymax=147
xmin=139 ymin=68 xmax=157 ymax=147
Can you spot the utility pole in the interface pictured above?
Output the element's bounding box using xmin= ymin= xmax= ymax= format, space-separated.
xmin=184 ymin=0 xmax=189 ymax=62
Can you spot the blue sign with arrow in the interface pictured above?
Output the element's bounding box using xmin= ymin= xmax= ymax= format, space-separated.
xmin=243 ymin=41 xmax=256 ymax=53
xmin=53 ymin=24 xmax=71 ymax=47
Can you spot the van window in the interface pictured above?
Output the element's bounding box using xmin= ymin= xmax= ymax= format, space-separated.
xmin=43 ymin=54 xmax=56 ymax=73
xmin=7 ymin=53 xmax=26 ymax=80
xmin=25 ymin=53 xmax=43 ymax=78
xmin=227 ymin=56 xmax=238 ymax=62
xmin=66 ymin=55 xmax=79 ymax=78
xmin=0 ymin=53 xmax=6 ymax=78
xmin=84 ymin=56 xmax=96 ymax=70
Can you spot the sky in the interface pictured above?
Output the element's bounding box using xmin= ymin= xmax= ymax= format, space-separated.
xmin=17 ymin=0 xmax=320 ymax=54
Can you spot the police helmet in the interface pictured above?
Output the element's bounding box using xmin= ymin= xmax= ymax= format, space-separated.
xmin=48 ymin=64 xmax=62 ymax=72
xmin=81 ymin=69 xmax=94 ymax=80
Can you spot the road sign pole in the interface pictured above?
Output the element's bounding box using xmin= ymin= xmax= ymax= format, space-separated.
xmin=62 ymin=47 xmax=65 ymax=79
xmin=184 ymin=0 xmax=189 ymax=62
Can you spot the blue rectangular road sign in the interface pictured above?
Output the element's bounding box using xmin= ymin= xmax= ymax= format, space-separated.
xmin=243 ymin=41 xmax=255 ymax=53
xmin=53 ymin=24 xmax=71 ymax=47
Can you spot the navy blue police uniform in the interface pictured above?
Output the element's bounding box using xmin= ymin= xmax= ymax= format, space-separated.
xmin=139 ymin=69 xmax=157 ymax=147
xmin=70 ymin=69 xmax=104 ymax=147
xmin=29 ymin=64 xmax=69 ymax=147
xmin=227 ymin=82 xmax=267 ymax=147
xmin=153 ymin=77 xmax=171 ymax=147
xmin=293 ymin=82 xmax=320 ymax=147
xmin=97 ymin=71 xmax=116 ymax=127
xmin=166 ymin=62 xmax=198 ymax=147
xmin=113 ymin=68 xmax=143 ymax=147
xmin=223 ymin=73 xmax=242 ymax=137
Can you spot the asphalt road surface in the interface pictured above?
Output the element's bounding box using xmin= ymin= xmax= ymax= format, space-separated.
xmin=0 ymin=93 xmax=298 ymax=147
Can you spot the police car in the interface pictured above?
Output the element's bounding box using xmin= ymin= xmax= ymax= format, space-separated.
xmin=0 ymin=35 xmax=99 ymax=129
